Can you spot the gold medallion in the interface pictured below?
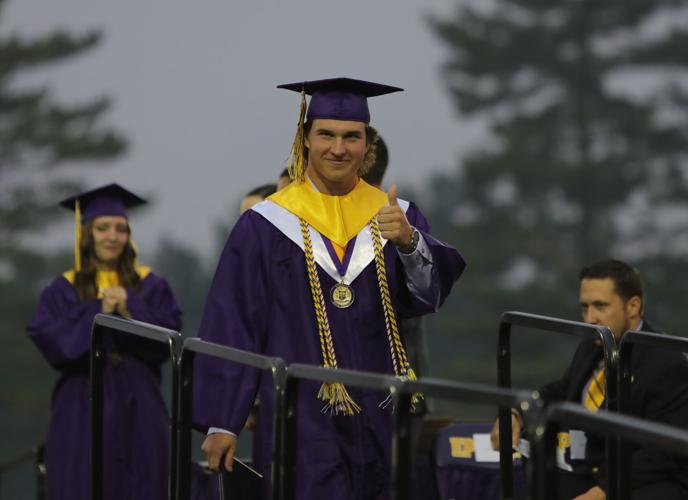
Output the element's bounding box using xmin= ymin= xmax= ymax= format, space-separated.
xmin=330 ymin=282 xmax=355 ymax=308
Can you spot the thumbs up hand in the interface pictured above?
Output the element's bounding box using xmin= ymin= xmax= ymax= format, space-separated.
xmin=376 ymin=184 xmax=413 ymax=248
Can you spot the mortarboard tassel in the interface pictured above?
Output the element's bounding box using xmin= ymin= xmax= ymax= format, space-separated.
xmin=286 ymin=89 xmax=307 ymax=183
xmin=74 ymin=199 xmax=82 ymax=272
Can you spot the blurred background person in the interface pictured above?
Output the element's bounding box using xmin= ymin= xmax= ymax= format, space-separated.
xmin=277 ymin=168 xmax=291 ymax=191
xmin=26 ymin=183 xmax=183 ymax=500
xmin=360 ymin=129 xmax=388 ymax=189
xmin=362 ymin=130 xmax=430 ymax=409
xmin=239 ymin=183 xmax=276 ymax=214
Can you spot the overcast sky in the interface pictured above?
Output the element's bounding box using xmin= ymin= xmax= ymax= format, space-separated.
xmin=6 ymin=0 xmax=483 ymax=257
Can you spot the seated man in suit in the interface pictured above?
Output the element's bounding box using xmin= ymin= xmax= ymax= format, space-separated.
xmin=491 ymin=259 xmax=688 ymax=500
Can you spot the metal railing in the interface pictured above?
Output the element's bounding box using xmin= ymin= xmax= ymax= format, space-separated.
xmin=88 ymin=311 xmax=688 ymax=500
xmin=617 ymin=329 xmax=688 ymax=499
xmin=278 ymin=364 xmax=400 ymax=500
xmin=175 ymin=338 xmax=286 ymax=500
xmin=532 ymin=402 xmax=688 ymax=500
xmin=278 ymin=364 xmax=536 ymax=500
xmin=0 ymin=445 xmax=45 ymax=500
xmin=393 ymin=378 xmax=538 ymax=500
xmin=497 ymin=311 xmax=617 ymax=500
xmin=90 ymin=313 xmax=181 ymax=500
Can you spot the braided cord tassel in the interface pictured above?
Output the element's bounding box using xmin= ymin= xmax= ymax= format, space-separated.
xmin=369 ymin=217 xmax=423 ymax=407
xmin=300 ymin=219 xmax=361 ymax=416
xmin=286 ymin=90 xmax=307 ymax=183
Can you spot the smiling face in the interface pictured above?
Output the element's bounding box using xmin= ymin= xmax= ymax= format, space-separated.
xmin=304 ymin=119 xmax=369 ymax=195
xmin=92 ymin=215 xmax=129 ymax=267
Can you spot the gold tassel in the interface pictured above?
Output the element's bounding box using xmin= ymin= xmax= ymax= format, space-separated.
xmin=286 ymin=89 xmax=307 ymax=183
xmin=369 ymin=216 xmax=425 ymax=407
xmin=404 ymin=368 xmax=424 ymax=406
xmin=299 ymin=217 xmax=361 ymax=415
xmin=74 ymin=200 xmax=82 ymax=272
xmin=318 ymin=382 xmax=361 ymax=416
xmin=130 ymin=235 xmax=140 ymax=267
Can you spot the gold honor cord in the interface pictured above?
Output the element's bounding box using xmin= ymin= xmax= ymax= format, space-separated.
xmin=300 ymin=216 xmax=422 ymax=416
xmin=369 ymin=217 xmax=423 ymax=408
xmin=300 ymin=218 xmax=361 ymax=416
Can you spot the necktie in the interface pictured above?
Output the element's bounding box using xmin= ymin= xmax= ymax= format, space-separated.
xmin=583 ymin=367 xmax=605 ymax=412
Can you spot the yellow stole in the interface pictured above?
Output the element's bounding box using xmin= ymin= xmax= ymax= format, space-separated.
xmin=268 ymin=179 xmax=388 ymax=261
xmin=63 ymin=266 xmax=151 ymax=298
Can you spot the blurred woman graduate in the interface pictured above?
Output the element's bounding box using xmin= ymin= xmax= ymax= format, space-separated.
xmin=26 ymin=183 xmax=182 ymax=500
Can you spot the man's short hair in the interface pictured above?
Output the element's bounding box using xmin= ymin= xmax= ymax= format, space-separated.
xmin=361 ymin=132 xmax=388 ymax=186
xmin=579 ymin=259 xmax=644 ymax=304
xmin=246 ymin=183 xmax=276 ymax=199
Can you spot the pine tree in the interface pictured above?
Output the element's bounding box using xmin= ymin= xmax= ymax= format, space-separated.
xmin=0 ymin=0 xmax=126 ymax=470
xmin=426 ymin=0 xmax=688 ymax=384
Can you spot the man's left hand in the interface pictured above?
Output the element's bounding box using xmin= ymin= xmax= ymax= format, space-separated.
xmin=376 ymin=184 xmax=413 ymax=248
xmin=573 ymin=486 xmax=606 ymax=500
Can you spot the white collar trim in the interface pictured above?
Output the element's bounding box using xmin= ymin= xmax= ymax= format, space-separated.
xmin=252 ymin=198 xmax=410 ymax=284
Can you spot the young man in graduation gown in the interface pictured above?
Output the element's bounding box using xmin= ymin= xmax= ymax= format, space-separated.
xmin=193 ymin=78 xmax=466 ymax=500
xmin=26 ymin=184 xmax=183 ymax=500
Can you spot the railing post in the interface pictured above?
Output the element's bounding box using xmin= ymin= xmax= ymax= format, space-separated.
xmin=174 ymin=339 xmax=286 ymax=500
xmin=279 ymin=375 xmax=299 ymax=500
xmin=534 ymin=402 xmax=688 ymax=500
xmin=497 ymin=319 xmax=514 ymax=499
xmin=497 ymin=311 xmax=618 ymax=500
xmin=36 ymin=445 xmax=46 ymax=500
xmin=270 ymin=362 xmax=287 ymax=500
xmin=90 ymin=319 xmax=106 ymax=500
xmin=175 ymin=348 xmax=195 ymax=500
xmin=392 ymin=390 xmax=414 ymax=500
xmin=90 ymin=314 xmax=180 ymax=500
xmin=617 ymin=330 xmax=688 ymax=500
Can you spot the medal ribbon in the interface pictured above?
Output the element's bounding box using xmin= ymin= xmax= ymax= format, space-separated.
xmin=322 ymin=234 xmax=356 ymax=278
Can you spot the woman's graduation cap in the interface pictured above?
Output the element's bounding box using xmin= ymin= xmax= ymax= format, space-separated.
xmin=277 ymin=77 xmax=403 ymax=182
xmin=59 ymin=183 xmax=146 ymax=271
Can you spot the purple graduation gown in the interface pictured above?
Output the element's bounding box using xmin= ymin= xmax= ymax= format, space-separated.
xmin=26 ymin=272 xmax=182 ymax=500
xmin=193 ymin=200 xmax=465 ymax=500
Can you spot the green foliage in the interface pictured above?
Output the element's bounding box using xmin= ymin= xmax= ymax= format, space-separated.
xmin=0 ymin=0 xmax=127 ymax=468
xmin=425 ymin=0 xmax=688 ymax=381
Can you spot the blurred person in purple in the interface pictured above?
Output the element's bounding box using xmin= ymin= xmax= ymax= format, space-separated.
xmin=26 ymin=183 xmax=182 ymax=500
xmin=240 ymin=183 xmax=277 ymax=214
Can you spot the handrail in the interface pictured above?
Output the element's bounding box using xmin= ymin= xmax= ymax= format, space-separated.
xmin=175 ymin=338 xmax=286 ymax=500
xmin=497 ymin=311 xmax=617 ymax=499
xmin=394 ymin=378 xmax=538 ymax=500
xmin=532 ymin=402 xmax=688 ymax=500
xmin=278 ymin=364 xmax=400 ymax=500
xmin=90 ymin=314 xmax=181 ymax=500
xmin=278 ymin=365 xmax=537 ymax=500
xmin=617 ymin=329 xmax=688 ymax=499
xmin=0 ymin=444 xmax=45 ymax=500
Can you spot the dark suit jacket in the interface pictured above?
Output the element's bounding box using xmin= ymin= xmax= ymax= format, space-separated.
xmin=538 ymin=321 xmax=688 ymax=497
